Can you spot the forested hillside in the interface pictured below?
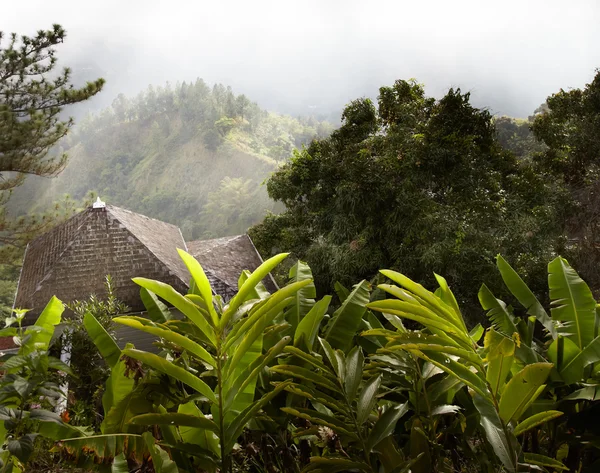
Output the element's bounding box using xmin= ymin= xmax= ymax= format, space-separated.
xmin=9 ymin=80 xmax=333 ymax=240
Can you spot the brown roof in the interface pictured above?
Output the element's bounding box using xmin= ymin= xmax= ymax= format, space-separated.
xmin=107 ymin=206 xmax=190 ymax=283
xmin=15 ymin=205 xmax=190 ymax=323
xmin=187 ymin=234 xmax=278 ymax=293
xmin=13 ymin=206 xmax=275 ymax=325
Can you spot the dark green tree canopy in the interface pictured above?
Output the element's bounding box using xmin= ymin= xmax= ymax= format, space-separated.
xmin=251 ymin=80 xmax=564 ymax=317
xmin=0 ymin=24 xmax=104 ymax=191
xmin=531 ymin=70 xmax=600 ymax=282
xmin=531 ymin=70 xmax=600 ymax=185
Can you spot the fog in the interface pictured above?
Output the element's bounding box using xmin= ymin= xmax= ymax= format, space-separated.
xmin=3 ymin=0 xmax=600 ymax=118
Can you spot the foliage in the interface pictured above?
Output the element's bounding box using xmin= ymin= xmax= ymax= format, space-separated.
xmin=0 ymin=298 xmax=77 ymax=472
xmin=61 ymin=275 xmax=129 ymax=429
xmin=531 ymin=69 xmax=600 ymax=292
xmin=58 ymin=250 xmax=310 ymax=472
xmin=21 ymin=250 xmax=600 ymax=472
xmin=250 ymin=79 xmax=565 ymax=323
xmin=10 ymin=79 xmax=333 ymax=241
xmin=0 ymin=24 xmax=104 ymax=192
xmin=199 ymin=177 xmax=278 ymax=239
xmin=274 ymin=342 xmax=413 ymax=473
xmin=365 ymin=254 xmax=600 ymax=472
xmin=0 ymin=25 xmax=103 ymax=285
xmin=494 ymin=116 xmax=546 ymax=158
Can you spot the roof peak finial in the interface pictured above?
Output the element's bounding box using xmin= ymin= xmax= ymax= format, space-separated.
xmin=93 ymin=196 xmax=106 ymax=209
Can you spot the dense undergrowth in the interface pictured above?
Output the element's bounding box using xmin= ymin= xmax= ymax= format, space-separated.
xmin=1 ymin=251 xmax=599 ymax=472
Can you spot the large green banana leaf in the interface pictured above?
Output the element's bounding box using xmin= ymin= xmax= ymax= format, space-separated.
xmin=548 ymin=257 xmax=596 ymax=350
xmin=496 ymin=255 xmax=556 ymax=338
xmin=325 ymin=280 xmax=370 ymax=352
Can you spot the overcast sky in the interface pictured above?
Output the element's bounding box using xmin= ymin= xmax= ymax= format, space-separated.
xmin=3 ymin=0 xmax=600 ymax=118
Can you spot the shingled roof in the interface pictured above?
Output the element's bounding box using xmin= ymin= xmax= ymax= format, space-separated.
xmin=15 ymin=204 xmax=190 ymax=324
xmin=187 ymin=234 xmax=278 ymax=294
xmin=13 ymin=204 xmax=275 ymax=326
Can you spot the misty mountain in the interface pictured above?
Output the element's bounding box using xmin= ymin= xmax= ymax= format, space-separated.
xmin=9 ymin=80 xmax=333 ymax=240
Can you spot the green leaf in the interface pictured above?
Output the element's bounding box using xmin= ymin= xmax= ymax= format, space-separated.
xmin=225 ymin=336 xmax=291 ymax=411
xmin=415 ymin=350 xmax=489 ymax=399
xmin=434 ymin=273 xmax=466 ymax=332
xmin=142 ymin=432 xmax=179 ymax=473
xmin=472 ymin=394 xmax=520 ymax=473
xmin=101 ymin=358 xmax=135 ymax=434
xmin=548 ymin=336 xmax=583 ymax=384
xmin=334 ymin=282 xmax=351 ymax=303
xmin=176 ymin=402 xmax=220 ymax=458
xmin=469 ymin=324 xmax=484 ymax=343
xmin=294 ymin=296 xmax=332 ymax=351
xmin=496 ymin=255 xmax=556 ymax=338
xmin=7 ymin=434 xmax=37 ymax=463
xmin=122 ymin=348 xmax=216 ymax=403
xmin=549 ymin=257 xmax=596 ymax=349
xmin=284 ymin=346 xmax=333 ymax=374
xmin=177 ymin=249 xmax=219 ymax=326
xmin=38 ymin=420 xmax=91 ymax=440
xmin=564 ymin=385 xmax=600 ymax=401
xmin=344 ymin=346 xmax=364 ymax=402
xmin=270 ymin=365 xmax=338 ymax=391
xmin=113 ymin=317 xmax=216 ymax=367
xmin=367 ymin=299 xmax=467 ymax=343
xmin=57 ymin=434 xmax=148 ymax=465
xmin=224 ymin=295 xmax=295 ymax=381
xmin=0 ymin=328 xmax=17 ymax=337
xmin=283 ymin=383 xmax=347 ymax=415
xmin=357 ymin=375 xmax=381 ymax=425
xmin=103 ymin=383 xmax=153 ymax=434
xmin=379 ymin=270 xmax=464 ymax=333
xmin=21 ymin=296 xmax=63 ymax=355
xmin=140 ymin=287 xmax=171 ymax=322
xmin=324 ymin=280 xmax=370 ymax=352
xmin=133 ymin=277 xmax=216 ymax=346
xmin=499 ymin=362 xmax=553 ymax=423
xmin=428 ymin=375 xmax=464 ymax=405
xmin=522 ymin=453 xmax=568 ymax=471
xmin=478 ymin=284 xmax=518 ymax=336
xmin=513 ymin=410 xmax=563 ymax=436
xmin=284 ymin=260 xmax=316 ymax=334
xmin=221 ymin=253 xmax=289 ymax=328
xmin=409 ymin=419 xmax=431 ymax=473
xmin=47 ymin=356 xmax=75 ymax=376
xmin=111 ymin=453 xmax=128 ymax=473
xmin=224 ymin=279 xmax=312 ymax=352
xmin=238 ymin=269 xmax=270 ymax=300
xmin=484 ymin=329 xmax=515 ymax=397
xmin=226 ymin=331 xmax=263 ymax=420
xmin=83 ymin=312 xmax=121 ymax=369
xmin=366 ymin=403 xmax=409 ymax=451
xmin=281 ymin=407 xmax=357 ymax=438
xmin=319 ymin=337 xmax=343 ymax=378
xmin=130 ymin=413 xmax=219 ymax=432
xmin=225 ymin=381 xmax=291 ymax=451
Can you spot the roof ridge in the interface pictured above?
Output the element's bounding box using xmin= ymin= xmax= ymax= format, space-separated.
xmin=106 ymin=205 xmax=189 ymax=286
xmin=106 ymin=204 xmax=182 ymax=231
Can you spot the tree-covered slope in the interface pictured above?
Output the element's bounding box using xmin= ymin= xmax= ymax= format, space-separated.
xmin=10 ymin=80 xmax=333 ymax=240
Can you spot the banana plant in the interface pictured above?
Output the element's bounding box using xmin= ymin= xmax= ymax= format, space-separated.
xmin=484 ymin=255 xmax=600 ymax=385
xmin=0 ymin=297 xmax=80 ymax=473
xmin=366 ymin=271 xmax=564 ymax=473
xmin=271 ymin=340 xmax=416 ymax=473
xmin=480 ymin=255 xmax=600 ymax=470
xmin=92 ymin=250 xmax=310 ymax=473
